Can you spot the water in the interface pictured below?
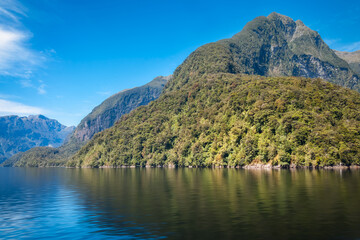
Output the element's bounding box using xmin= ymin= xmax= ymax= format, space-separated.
xmin=0 ymin=168 xmax=360 ymax=239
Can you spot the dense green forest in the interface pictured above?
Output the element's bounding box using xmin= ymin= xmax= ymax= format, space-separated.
xmin=70 ymin=74 xmax=360 ymax=168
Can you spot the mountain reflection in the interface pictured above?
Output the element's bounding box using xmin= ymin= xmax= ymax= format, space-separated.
xmin=62 ymin=168 xmax=360 ymax=240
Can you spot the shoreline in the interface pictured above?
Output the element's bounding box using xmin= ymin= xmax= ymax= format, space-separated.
xmin=64 ymin=164 xmax=360 ymax=170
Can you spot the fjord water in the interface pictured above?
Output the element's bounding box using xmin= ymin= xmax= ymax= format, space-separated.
xmin=1 ymin=168 xmax=360 ymax=239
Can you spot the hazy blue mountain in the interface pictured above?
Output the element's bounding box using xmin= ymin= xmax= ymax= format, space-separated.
xmin=335 ymin=50 xmax=360 ymax=75
xmin=0 ymin=115 xmax=74 ymax=163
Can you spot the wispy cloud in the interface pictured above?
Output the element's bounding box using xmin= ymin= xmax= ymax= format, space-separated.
xmin=0 ymin=0 xmax=51 ymax=95
xmin=0 ymin=0 xmax=44 ymax=77
xmin=337 ymin=42 xmax=360 ymax=52
xmin=0 ymin=93 xmax=20 ymax=99
xmin=0 ymin=99 xmax=47 ymax=116
xmin=37 ymin=80 xmax=46 ymax=94
xmin=19 ymin=79 xmax=47 ymax=94
xmin=325 ymin=38 xmax=360 ymax=52
xmin=96 ymin=91 xmax=112 ymax=96
xmin=0 ymin=0 xmax=26 ymax=22
xmin=324 ymin=38 xmax=341 ymax=47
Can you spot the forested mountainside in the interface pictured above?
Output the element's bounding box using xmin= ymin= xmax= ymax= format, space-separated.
xmin=71 ymin=13 xmax=360 ymax=168
xmin=71 ymin=74 xmax=360 ymax=168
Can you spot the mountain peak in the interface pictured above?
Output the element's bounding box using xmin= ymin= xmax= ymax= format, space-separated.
xmin=166 ymin=13 xmax=359 ymax=92
xmin=0 ymin=114 xmax=73 ymax=163
xmin=267 ymin=12 xmax=294 ymax=24
xmin=295 ymin=19 xmax=305 ymax=26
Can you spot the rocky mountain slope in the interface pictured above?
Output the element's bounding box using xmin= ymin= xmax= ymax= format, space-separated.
xmin=166 ymin=12 xmax=359 ymax=92
xmin=3 ymin=76 xmax=169 ymax=167
xmin=335 ymin=50 xmax=360 ymax=75
xmin=0 ymin=115 xmax=74 ymax=163
xmin=71 ymin=13 xmax=360 ymax=168
xmin=74 ymin=75 xmax=170 ymax=141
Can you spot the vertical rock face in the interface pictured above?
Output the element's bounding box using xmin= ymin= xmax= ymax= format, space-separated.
xmin=335 ymin=50 xmax=360 ymax=75
xmin=0 ymin=115 xmax=74 ymax=163
xmin=166 ymin=12 xmax=359 ymax=92
xmin=73 ymin=75 xmax=170 ymax=142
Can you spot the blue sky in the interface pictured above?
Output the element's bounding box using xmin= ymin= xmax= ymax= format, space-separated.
xmin=0 ymin=0 xmax=359 ymax=126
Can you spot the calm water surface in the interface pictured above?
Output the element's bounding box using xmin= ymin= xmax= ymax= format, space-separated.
xmin=0 ymin=168 xmax=359 ymax=239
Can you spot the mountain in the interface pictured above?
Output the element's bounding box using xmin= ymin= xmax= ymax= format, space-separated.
xmin=71 ymin=13 xmax=360 ymax=168
xmin=0 ymin=115 xmax=74 ymax=163
xmin=166 ymin=12 xmax=359 ymax=92
xmin=335 ymin=50 xmax=360 ymax=75
xmin=74 ymin=75 xmax=170 ymax=141
xmin=3 ymin=76 xmax=169 ymax=167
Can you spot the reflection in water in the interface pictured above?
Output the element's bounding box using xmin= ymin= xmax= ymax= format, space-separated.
xmin=0 ymin=168 xmax=359 ymax=239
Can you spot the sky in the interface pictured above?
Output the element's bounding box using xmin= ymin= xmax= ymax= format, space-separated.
xmin=0 ymin=0 xmax=359 ymax=126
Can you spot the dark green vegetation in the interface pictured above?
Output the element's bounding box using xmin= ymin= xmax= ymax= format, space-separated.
xmin=71 ymin=74 xmax=360 ymax=167
xmin=70 ymin=13 xmax=360 ymax=168
xmin=2 ymin=76 xmax=169 ymax=167
xmin=335 ymin=50 xmax=360 ymax=76
xmin=0 ymin=115 xmax=74 ymax=164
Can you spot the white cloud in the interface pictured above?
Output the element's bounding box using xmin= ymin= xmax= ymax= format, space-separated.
xmin=325 ymin=39 xmax=360 ymax=52
xmin=0 ymin=0 xmax=26 ymax=22
xmin=338 ymin=42 xmax=360 ymax=52
xmin=0 ymin=93 xmax=20 ymax=99
xmin=0 ymin=99 xmax=47 ymax=116
xmin=96 ymin=91 xmax=112 ymax=96
xmin=0 ymin=27 xmax=41 ymax=76
xmin=0 ymin=0 xmax=51 ymax=95
xmin=37 ymin=80 xmax=46 ymax=94
xmin=324 ymin=38 xmax=340 ymax=47
xmin=19 ymin=79 xmax=47 ymax=94
xmin=20 ymin=79 xmax=33 ymax=88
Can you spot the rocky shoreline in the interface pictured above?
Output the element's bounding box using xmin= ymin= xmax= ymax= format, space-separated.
xmin=68 ymin=164 xmax=360 ymax=169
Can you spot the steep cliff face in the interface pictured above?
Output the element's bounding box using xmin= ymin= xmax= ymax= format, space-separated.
xmin=0 ymin=115 xmax=74 ymax=163
xmin=335 ymin=50 xmax=360 ymax=75
xmin=73 ymin=76 xmax=170 ymax=141
xmin=166 ymin=13 xmax=359 ymax=92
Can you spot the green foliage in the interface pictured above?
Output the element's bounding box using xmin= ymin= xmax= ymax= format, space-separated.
xmin=2 ymin=137 xmax=85 ymax=167
xmin=72 ymin=74 xmax=360 ymax=168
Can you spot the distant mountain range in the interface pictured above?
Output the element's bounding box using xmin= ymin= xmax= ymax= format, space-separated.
xmin=335 ymin=50 xmax=360 ymax=75
xmin=3 ymin=12 xmax=360 ymax=168
xmin=2 ymin=76 xmax=169 ymax=167
xmin=0 ymin=115 xmax=74 ymax=163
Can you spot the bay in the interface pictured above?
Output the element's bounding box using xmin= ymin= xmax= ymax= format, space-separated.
xmin=0 ymin=168 xmax=359 ymax=239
